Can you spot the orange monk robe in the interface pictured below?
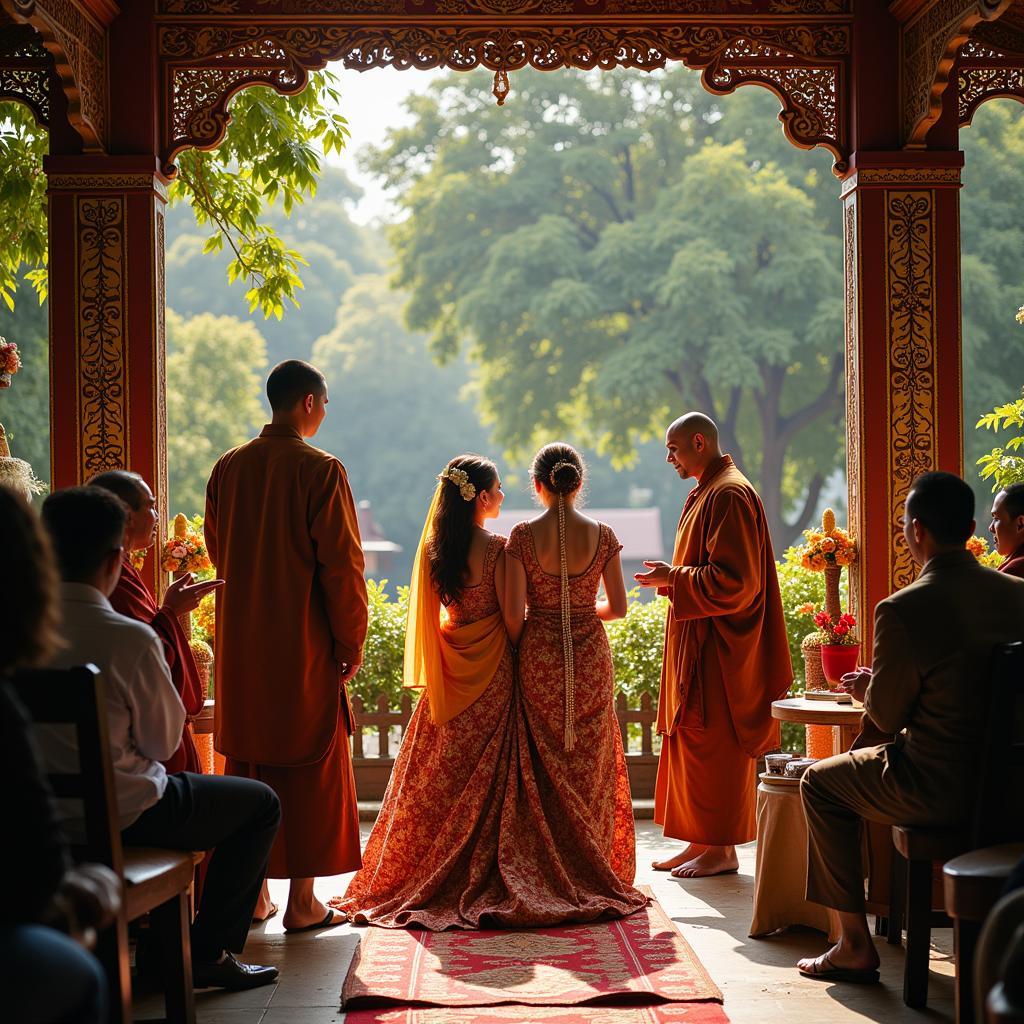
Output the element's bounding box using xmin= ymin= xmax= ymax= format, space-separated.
xmin=110 ymin=559 xmax=204 ymax=774
xmin=205 ymin=424 xmax=368 ymax=878
xmin=654 ymin=455 xmax=793 ymax=846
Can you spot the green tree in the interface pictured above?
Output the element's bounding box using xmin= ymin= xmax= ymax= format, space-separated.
xmin=0 ymin=72 xmax=348 ymax=316
xmin=166 ymin=311 xmax=269 ymax=514
xmin=0 ymin=286 xmax=48 ymax=483
xmin=960 ymin=102 xmax=1024 ymax=488
xmin=311 ymin=274 xmax=492 ymax=578
xmin=369 ymin=68 xmax=844 ymax=547
xmin=166 ymin=167 xmax=382 ymax=365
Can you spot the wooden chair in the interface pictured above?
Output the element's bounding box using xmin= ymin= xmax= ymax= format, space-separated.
xmin=13 ymin=665 xmax=202 ymax=1024
xmin=889 ymin=642 xmax=1024 ymax=1013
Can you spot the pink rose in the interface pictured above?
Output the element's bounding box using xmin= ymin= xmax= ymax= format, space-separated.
xmin=171 ymin=544 xmax=187 ymax=559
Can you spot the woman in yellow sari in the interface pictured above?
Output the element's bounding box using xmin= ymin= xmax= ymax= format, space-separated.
xmin=332 ymin=455 xmax=515 ymax=929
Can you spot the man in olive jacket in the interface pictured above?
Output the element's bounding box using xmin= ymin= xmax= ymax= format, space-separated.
xmin=797 ymin=472 xmax=1024 ymax=983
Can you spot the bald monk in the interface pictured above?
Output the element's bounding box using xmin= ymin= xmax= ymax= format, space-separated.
xmin=89 ymin=470 xmax=222 ymax=775
xmin=206 ymin=359 xmax=368 ymax=932
xmin=990 ymin=482 xmax=1024 ymax=579
xmin=636 ymin=413 xmax=792 ymax=877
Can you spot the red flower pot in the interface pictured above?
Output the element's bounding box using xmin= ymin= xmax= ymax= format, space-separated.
xmin=819 ymin=644 xmax=860 ymax=688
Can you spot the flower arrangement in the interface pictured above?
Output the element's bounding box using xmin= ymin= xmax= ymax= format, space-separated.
xmin=193 ymin=591 xmax=216 ymax=645
xmin=161 ymin=512 xmax=212 ymax=573
xmin=439 ymin=465 xmax=476 ymax=502
xmin=797 ymin=508 xmax=857 ymax=572
xmin=129 ymin=549 xmax=147 ymax=571
xmin=966 ymin=535 xmax=1005 ymax=569
xmin=805 ymin=609 xmax=858 ymax=646
xmin=0 ymin=338 xmax=20 ymax=387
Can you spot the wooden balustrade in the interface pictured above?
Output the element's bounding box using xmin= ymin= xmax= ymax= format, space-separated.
xmin=350 ymin=691 xmax=659 ymax=801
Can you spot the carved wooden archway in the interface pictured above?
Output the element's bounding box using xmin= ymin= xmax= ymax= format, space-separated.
xmin=1 ymin=0 xmax=1024 ymax=632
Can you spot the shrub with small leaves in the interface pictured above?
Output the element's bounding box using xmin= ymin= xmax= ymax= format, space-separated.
xmin=351 ymin=579 xmax=412 ymax=709
xmin=604 ymin=590 xmax=670 ymax=704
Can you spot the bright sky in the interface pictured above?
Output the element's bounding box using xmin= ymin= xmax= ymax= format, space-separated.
xmin=325 ymin=64 xmax=443 ymax=225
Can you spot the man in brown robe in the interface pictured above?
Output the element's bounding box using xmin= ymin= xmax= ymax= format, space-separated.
xmin=206 ymin=359 xmax=368 ymax=932
xmin=90 ymin=470 xmax=221 ymax=774
xmin=991 ymin=482 xmax=1024 ymax=579
xmin=637 ymin=413 xmax=792 ymax=877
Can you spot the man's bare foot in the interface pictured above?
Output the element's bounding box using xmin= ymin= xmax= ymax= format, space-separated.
xmin=252 ymin=881 xmax=278 ymax=923
xmin=797 ymin=939 xmax=880 ymax=980
xmin=670 ymin=846 xmax=739 ymax=878
xmin=652 ymin=844 xmax=707 ymax=871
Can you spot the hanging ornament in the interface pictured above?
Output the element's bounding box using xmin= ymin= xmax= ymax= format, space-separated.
xmin=492 ymin=68 xmax=510 ymax=106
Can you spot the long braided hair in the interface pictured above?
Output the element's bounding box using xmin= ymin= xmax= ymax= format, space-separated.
xmin=531 ymin=443 xmax=585 ymax=751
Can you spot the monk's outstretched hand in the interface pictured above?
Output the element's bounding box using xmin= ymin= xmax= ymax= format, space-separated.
xmin=635 ymin=560 xmax=671 ymax=588
xmin=162 ymin=573 xmax=224 ymax=616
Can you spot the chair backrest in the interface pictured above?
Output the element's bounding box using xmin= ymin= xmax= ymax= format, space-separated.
xmin=11 ymin=665 xmax=125 ymax=875
xmin=972 ymin=642 xmax=1024 ymax=847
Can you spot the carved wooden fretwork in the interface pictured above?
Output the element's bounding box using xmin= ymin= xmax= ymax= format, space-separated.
xmin=957 ymin=33 xmax=1024 ymax=126
xmin=0 ymin=22 xmax=52 ymax=126
xmin=157 ymin=0 xmax=853 ymax=13
xmin=901 ymin=0 xmax=1011 ymax=146
xmin=158 ymin=21 xmax=850 ymax=175
xmin=0 ymin=0 xmax=107 ymax=149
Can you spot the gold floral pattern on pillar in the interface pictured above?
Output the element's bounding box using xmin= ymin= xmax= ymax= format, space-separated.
xmin=884 ymin=191 xmax=937 ymax=590
xmin=159 ymin=21 xmax=849 ymax=174
xmin=77 ymin=196 xmax=127 ymax=476
xmin=843 ymin=198 xmax=863 ymax=622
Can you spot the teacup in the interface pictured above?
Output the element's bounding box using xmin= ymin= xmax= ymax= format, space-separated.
xmin=764 ymin=753 xmax=794 ymax=775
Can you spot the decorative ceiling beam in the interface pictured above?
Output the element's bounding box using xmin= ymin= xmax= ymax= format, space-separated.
xmin=0 ymin=0 xmax=108 ymax=149
xmin=0 ymin=21 xmax=52 ymax=125
xmin=957 ymin=18 xmax=1024 ymax=126
xmin=155 ymin=13 xmax=852 ymax=177
xmin=900 ymin=0 xmax=1012 ymax=146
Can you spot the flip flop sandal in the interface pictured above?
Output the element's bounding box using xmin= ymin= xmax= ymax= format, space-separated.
xmin=799 ymin=953 xmax=880 ymax=985
xmin=283 ymin=909 xmax=344 ymax=935
xmin=251 ymin=903 xmax=279 ymax=924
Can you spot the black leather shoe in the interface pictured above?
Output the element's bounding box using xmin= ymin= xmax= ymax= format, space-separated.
xmin=193 ymin=951 xmax=279 ymax=990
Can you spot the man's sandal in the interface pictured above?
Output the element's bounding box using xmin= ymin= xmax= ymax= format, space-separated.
xmin=798 ymin=953 xmax=880 ymax=984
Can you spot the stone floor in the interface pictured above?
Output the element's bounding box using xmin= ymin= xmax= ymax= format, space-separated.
xmin=134 ymin=821 xmax=955 ymax=1024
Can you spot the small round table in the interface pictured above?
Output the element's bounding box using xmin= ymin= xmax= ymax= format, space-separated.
xmin=771 ymin=696 xmax=864 ymax=757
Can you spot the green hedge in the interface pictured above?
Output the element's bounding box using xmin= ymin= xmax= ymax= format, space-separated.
xmin=352 ymin=551 xmax=828 ymax=759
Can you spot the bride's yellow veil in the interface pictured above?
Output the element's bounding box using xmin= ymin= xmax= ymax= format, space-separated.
xmin=403 ymin=478 xmax=507 ymax=725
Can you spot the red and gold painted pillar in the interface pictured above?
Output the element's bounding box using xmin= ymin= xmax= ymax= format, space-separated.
xmin=45 ymin=154 xmax=169 ymax=593
xmin=842 ymin=153 xmax=965 ymax=641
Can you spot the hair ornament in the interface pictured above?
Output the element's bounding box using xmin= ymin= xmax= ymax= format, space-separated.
xmin=439 ymin=465 xmax=477 ymax=502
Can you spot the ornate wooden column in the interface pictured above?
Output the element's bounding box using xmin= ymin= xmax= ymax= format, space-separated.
xmin=45 ymin=155 xmax=169 ymax=587
xmin=842 ymin=152 xmax=965 ymax=632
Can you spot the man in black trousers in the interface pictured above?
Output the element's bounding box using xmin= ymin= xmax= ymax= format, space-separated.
xmin=39 ymin=487 xmax=283 ymax=991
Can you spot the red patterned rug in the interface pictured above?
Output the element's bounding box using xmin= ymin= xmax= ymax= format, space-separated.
xmin=345 ymin=1006 xmax=730 ymax=1023
xmin=341 ymin=893 xmax=724 ymax=1011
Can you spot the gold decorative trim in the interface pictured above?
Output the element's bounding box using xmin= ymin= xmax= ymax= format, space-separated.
xmin=76 ymin=195 xmax=128 ymax=476
xmin=48 ymin=173 xmax=170 ymax=201
xmin=884 ymin=190 xmax=937 ymax=590
xmin=957 ymin=38 xmax=1024 ymax=127
xmin=153 ymin=207 xmax=169 ymax=599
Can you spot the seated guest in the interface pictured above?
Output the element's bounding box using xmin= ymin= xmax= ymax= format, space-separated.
xmin=0 ymin=484 xmax=118 ymax=1024
xmin=797 ymin=472 xmax=1024 ymax=982
xmin=990 ymin=482 xmax=1024 ymax=579
xmin=38 ymin=487 xmax=283 ymax=991
xmin=89 ymin=470 xmax=222 ymax=774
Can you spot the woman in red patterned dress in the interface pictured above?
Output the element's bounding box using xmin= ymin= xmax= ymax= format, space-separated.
xmin=503 ymin=443 xmax=647 ymax=917
xmin=334 ymin=449 xmax=646 ymax=928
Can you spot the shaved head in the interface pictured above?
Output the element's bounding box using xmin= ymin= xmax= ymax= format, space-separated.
xmin=665 ymin=411 xmax=724 ymax=483
xmin=668 ymin=413 xmax=719 ymax=445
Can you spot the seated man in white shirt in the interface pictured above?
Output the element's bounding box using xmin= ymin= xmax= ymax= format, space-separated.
xmin=38 ymin=487 xmax=282 ymax=991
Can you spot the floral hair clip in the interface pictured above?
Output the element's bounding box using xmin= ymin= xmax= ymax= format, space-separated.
xmin=440 ymin=465 xmax=477 ymax=502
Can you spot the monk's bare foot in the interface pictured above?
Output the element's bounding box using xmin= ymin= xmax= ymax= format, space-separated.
xmin=652 ymin=844 xmax=707 ymax=871
xmin=252 ymin=880 xmax=278 ymax=923
xmin=670 ymin=846 xmax=739 ymax=878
